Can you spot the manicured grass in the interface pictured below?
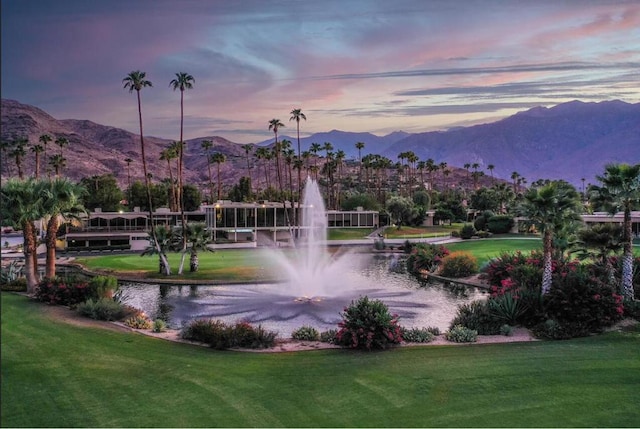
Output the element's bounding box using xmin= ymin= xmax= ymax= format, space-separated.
xmin=384 ymin=225 xmax=459 ymax=238
xmin=327 ymin=228 xmax=375 ymax=240
xmin=2 ymin=293 xmax=639 ymax=427
xmin=447 ymin=238 xmax=542 ymax=267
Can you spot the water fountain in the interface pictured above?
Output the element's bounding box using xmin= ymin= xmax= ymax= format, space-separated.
xmin=120 ymin=178 xmax=486 ymax=336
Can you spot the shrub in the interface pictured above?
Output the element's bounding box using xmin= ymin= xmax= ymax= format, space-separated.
xmin=124 ymin=315 xmax=152 ymax=329
xmin=335 ymin=296 xmax=402 ymax=350
xmin=476 ymin=231 xmax=491 ymax=238
xmin=449 ymin=300 xmax=502 ymax=335
xmin=486 ymin=215 xmax=514 ymax=234
xmin=89 ymin=275 xmax=119 ymax=299
xmin=180 ymin=319 xmax=277 ymax=349
xmin=76 ymin=298 xmax=126 ymax=321
xmin=623 ymin=299 xmax=640 ymax=321
xmin=450 ymin=230 xmax=460 ymax=238
xmin=320 ymin=329 xmax=338 ymax=344
xmin=543 ymin=265 xmax=624 ymax=337
xmin=34 ymin=277 xmax=91 ymax=307
xmin=401 ymin=327 xmax=435 ymax=343
xmin=532 ymin=319 xmax=571 ymax=340
xmin=488 ymin=293 xmax=528 ymax=325
xmin=459 ymin=224 xmax=476 ymax=239
xmin=153 ymin=319 xmax=167 ymax=333
xmin=1 ymin=277 xmax=27 ymax=292
xmin=291 ymin=325 xmax=320 ymax=341
xmin=445 ymin=325 xmax=477 ymax=342
xmin=500 ymin=324 xmax=514 ymax=336
xmin=406 ymin=243 xmax=449 ymax=274
xmin=439 ymin=251 xmax=478 ymax=278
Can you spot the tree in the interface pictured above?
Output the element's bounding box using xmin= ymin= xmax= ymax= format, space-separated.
xmin=518 ymin=180 xmax=582 ymax=294
xmin=290 ymin=108 xmax=306 ymax=208
xmin=386 ymin=195 xmax=414 ymax=229
xmin=254 ymin=146 xmax=272 ymax=190
xmin=487 ymin=164 xmax=495 ymax=185
xmin=39 ymin=134 xmax=52 ymax=177
xmin=31 ymin=144 xmax=45 ymax=179
xmin=0 ymin=178 xmax=44 ymax=292
xmin=141 ymin=225 xmax=174 ymax=274
xmin=241 ymin=143 xmax=254 ymax=197
xmin=48 ymin=154 xmax=66 ymax=178
xmin=54 ymin=136 xmax=69 ymax=157
xmin=574 ymin=223 xmax=623 ymax=286
xmin=355 ymin=141 xmax=365 ymax=179
xmin=590 ymin=162 xmax=640 ymax=299
xmin=79 ymin=174 xmax=124 ymax=212
xmin=210 ymin=152 xmax=226 ymax=201
xmin=10 ymin=138 xmax=28 ymax=179
xmin=160 ymin=145 xmax=178 ymax=211
xmin=201 ymin=140 xmax=215 ymax=203
xmin=124 ymin=157 xmax=133 ymax=205
xmin=123 ymin=70 xmax=170 ymax=275
xmin=41 ymin=178 xmax=88 ymax=278
xmin=182 ymin=184 xmax=202 ymax=212
xmin=176 ymin=222 xmax=213 ymax=272
xmin=268 ymin=118 xmax=285 ymax=196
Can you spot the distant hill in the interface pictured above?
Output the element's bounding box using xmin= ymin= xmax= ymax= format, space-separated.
xmin=384 ymin=100 xmax=640 ymax=186
xmin=2 ymin=98 xmax=638 ymax=191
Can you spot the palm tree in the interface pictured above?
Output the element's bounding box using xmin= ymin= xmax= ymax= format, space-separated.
xmin=160 ymin=146 xmax=178 ymax=211
xmin=30 ymin=144 xmax=44 ymax=179
xmin=178 ymin=222 xmax=213 ymax=272
xmin=170 ymin=71 xmax=195 ymax=270
xmin=0 ymin=139 xmax=12 ymax=176
xmin=591 ymin=163 xmax=640 ymax=299
xmin=123 ymin=70 xmax=170 ymax=275
xmin=48 ymin=154 xmax=66 ymax=177
xmin=10 ymin=138 xmax=28 ymax=179
xmin=487 ymin=164 xmax=495 ymax=185
xmin=254 ymin=146 xmax=271 ymax=190
xmin=574 ymin=223 xmax=623 ymax=286
xmin=268 ymin=118 xmax=285 ymax=196
xmin=41 ymin=178 xmax=87 ymax=278
xmin=39 ymin=134 xmax=52 ymax=177
xmin=201 ymin=140 xmax=215 ymax=203
xmin=0 ymin=178 xmax=44 ymax=292
xmin=210 ymin=152 xmax=226 ymax=201
xmin=241 ymin=143 xmax=254 ymax=197
xmin=124 ymin=157 xmax=133 ymax=205
xmin=518 ymin=181 xmax=582 ymax=294
xmin=141 ymin=225 xmax=175 ymax=274
xmin=290 ymin=108 xmax=306 ymax=208
xmin=54 ymin=136 xmax=69 ymax=166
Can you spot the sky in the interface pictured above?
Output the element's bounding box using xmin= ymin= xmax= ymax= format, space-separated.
xmin=2 ymin=0 xmax=639 ymax=144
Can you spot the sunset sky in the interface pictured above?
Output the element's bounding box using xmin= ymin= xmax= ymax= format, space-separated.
xmin=2 ymin=0 xmax=639 ymax=144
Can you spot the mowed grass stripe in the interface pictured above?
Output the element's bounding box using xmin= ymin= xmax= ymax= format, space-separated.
xmin=3 ymin=293 xmax=639 ymax=427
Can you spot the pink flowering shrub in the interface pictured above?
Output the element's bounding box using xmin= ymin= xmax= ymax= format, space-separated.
xmin=34 ymin=277 xmax=91 ymax=307
xmin=336 ymin=296 xmax=402 ymax=350
xmin=406 ymin=243 xmax=450 ymax=274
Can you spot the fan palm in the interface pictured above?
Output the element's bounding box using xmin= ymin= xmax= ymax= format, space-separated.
xmin=141 ymin=225 xmax=174 ymax=274
xmin=591 ymin=163 xmax=640 ymax=299
xmin=123 ymin=70 xmax=170 ymax=275
xmin=518 ymin=181 xmax=583 ymax=294
xmin=268 ymin=118 xmax=285 ymax=196
xmin=210 ymin=152 xmax=226 ymax=201
xmin=174 ymin=222 xmax=213 ymax=272
xmin=290 ymin=109 xmax=306 ymax=207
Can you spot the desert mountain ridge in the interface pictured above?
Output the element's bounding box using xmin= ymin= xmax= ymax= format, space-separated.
xmin=1 ymin=98 xmax=638 ymax=190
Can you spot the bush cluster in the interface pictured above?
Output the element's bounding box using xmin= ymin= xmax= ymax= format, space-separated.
xmin=335 ymin=296 xmax=402 ymax=350
xmin=181 ymin=319 xmax=277 ymax=350
xmin=401 ymin=327 xmax=436 ymax=343
xmin=124 ymin=315 xmax=153 ymax=329
xmin=76 ymin=298 xmax=130 ymax=321
xmin=445 ymin=325 xmax=477 ymax=342
xmin=439 ymin=251 xmax=478 ymax=278
xmin=320 ymin=329 xmax=338 ymax=344
xmin=486 ymin=215 xmax=514 ymax=234
xmin=449 ymin=300 xmax=503 ymax=335
xmin=291 ymin=325 xmax=320 ymax=341
xmin=459 ymin=224 xmax=476 ymax=239
xmin=34 ymin=277 xmax=91 ymax=307
xmin=406 ymin=243 xmax=450 ymax=275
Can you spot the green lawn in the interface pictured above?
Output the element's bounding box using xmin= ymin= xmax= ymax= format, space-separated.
xmin=2 ymin=293 xmax=639 ymax=427
xmin=447 ymin=238 xmax=542 ymax=267
xmin=327 ymin=228 xmax=374 ymax=240
xmin=384 ymin=224 xmax=461 ymax=238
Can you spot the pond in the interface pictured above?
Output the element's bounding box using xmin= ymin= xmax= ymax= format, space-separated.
xmin=118 ymin=253 xmax=487 ymax=338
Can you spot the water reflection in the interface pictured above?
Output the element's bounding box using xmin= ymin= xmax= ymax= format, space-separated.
xmin=119 ymin=253 xmax=487 ymax=337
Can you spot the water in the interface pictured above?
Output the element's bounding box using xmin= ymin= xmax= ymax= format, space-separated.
xmin=118 ymin=254 xmax=486 ymax=337
xmin=118 ymin=178 xmax=486 ymax=337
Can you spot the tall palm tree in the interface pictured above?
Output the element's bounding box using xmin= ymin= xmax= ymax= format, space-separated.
xmin=30 ymin=144 xmax=45 ymax=179
xmin=160 ymin=146 xmax=178 ymax=211
xmin=241 ymin=143 xmax=254 ymax=197
xmin=591 ymin=163 xmax=640 ymax=299
xmin=309 ymin=142 xmax=322 ymax=180
xmin=268 ymin=118 xmax=285 ymax=197
xmin=487 ymin=164 xmax=495 ymax=185
xmin=123 ymin=70 xmax=170 ymax=275
xmin=518 ymin=181 xmax=582 ymax=294
xmin=254 ymin=146 xmax=271 ymax=190
xmin=10 ymin=138 xmax=28 ymax=179
xmin=355 ymin=141 xmax=365 ymax=179
xmin=41 ymin=178 xmax=87 ymax=278
xmin=39 ymin=134 xmax=52 ymax=177
xmin=200 ymin=140 xmax=215 ymax=203
xmin=54 ymin=136 xmax=69 ymax=159
xmin=124 ymin=157 xmax=133 ymax=205
xmin=48 ymin=154 xmax=66 ymax=177
xmin=290 ymin=108 xmax=306 ymax=209
xmin=0 ymin=178 xmax=44 ymax=292
xmin=210 ymin=152 xmax=226 ymax=201
xmin=170 ymin=71 xmax=195 ymax=273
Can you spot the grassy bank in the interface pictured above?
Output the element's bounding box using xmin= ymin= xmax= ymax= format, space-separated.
xmin=2 ymin=293 xmax=639 ymax=427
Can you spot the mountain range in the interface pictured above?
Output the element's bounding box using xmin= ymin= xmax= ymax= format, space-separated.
xmin=1 ymin=98 xmax=638 ymax=189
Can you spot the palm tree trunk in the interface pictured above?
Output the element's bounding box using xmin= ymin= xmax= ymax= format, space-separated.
xmin=45 ymin=216 xmax=59 ymax=278
xmin=541 ymin=230 xmax=553 ymax=294
xmin=622 ymin=208 xmax=635 ymax=299
xmin=23 ymin=221 xmax=39 ymax=293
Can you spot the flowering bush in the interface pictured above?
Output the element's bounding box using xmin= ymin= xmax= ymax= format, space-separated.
xmin=335 ymin=296 xmax=402 ymax=350
xmin=439 ymin=251 xmax=478 ymax=278
xmin=180 ymin=319 xmax=277 ymax=349
xmin=124 ymin=314 xmax=152 ymax=329
xmin=34 ymin=277 xmax=91 ymax=307
xmin=406 ymin=243 xmax=450 ymax=274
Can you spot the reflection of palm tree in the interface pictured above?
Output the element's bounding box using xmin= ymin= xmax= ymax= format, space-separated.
xmin=123 ymin=70 xmax=170 ymax=275
xmin=591 ymin=163 xmax=640 ymax=299
xmin=518 ymin=181 xmax=582 ymax=294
